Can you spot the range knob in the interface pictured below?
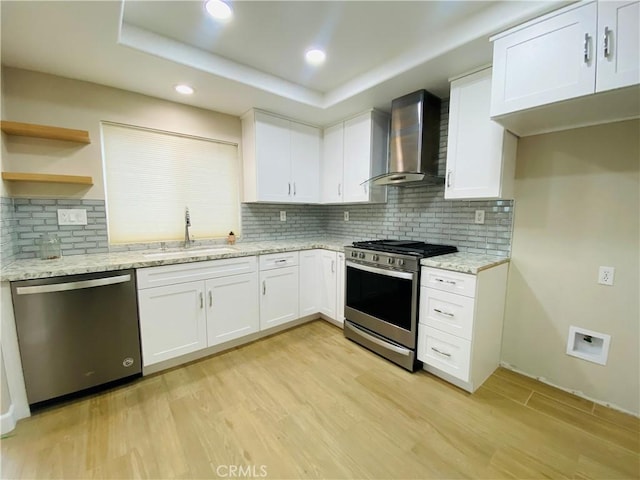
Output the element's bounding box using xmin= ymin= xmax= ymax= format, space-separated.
xmin=387 ymin=258 xmax=395 ymax=265
xmin=351 ymin=252 xmax=358 ymax=258
xmin=397 ymin=259 xmax=405 ymax=266
xmin=372 ymin=254 xmax=379 ymax=261
xmin=358 ymin=252 xmax=365 ymax=259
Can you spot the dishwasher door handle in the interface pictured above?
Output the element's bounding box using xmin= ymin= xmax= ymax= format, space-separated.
xmin=16 ymin=274 xmax=132 ymax=295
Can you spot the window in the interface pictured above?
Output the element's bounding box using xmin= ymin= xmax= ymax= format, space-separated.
xmin=101 ymin=122 xmax=240 ymax=244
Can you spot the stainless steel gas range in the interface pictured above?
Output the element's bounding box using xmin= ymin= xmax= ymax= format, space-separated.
xmin=343 ymin=240 xmax=457 ymax=371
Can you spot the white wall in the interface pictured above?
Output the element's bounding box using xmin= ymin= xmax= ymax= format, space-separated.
xmin=1 ymin=67 xmax=241 ymax=199
xmin=502 ymin=119 xmax=639 ymax=414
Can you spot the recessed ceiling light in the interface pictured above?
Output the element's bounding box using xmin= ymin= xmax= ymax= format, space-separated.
xmin=205 ymin=0 xmax=233 ymax=21
xmin=305 ymin=48 xmax=326 ymax=66
xmin=174 ymin=84 xmax=195 ymax=95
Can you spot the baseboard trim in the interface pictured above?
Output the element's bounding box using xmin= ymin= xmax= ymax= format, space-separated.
xmin=319 ymin=314 xmax=343 ymax=329
xmin=1 ymin=404 xmax=16 ymax=434
xmin=499 ymin=361 xmax=639 ymax=418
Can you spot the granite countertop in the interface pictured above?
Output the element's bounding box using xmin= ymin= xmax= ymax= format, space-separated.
xmin=420 ymin=252 xmax=510 ymax=275
xmin=0 ymin=238 xmax=353 ymax=282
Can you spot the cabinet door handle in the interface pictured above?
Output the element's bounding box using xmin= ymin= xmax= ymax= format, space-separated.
xmin=338 ymin=183 xmax=341 ymax=196
xmin=431 ymin=347 xmax=452 ymax=357
xmin=262 ymin=280 xmax=266 ymax=295
xmin=363 ymin=183 xmax=368 ymax=194
xmin=209 ymin=290 xmax=213 ymax=307
xmin=603 ymin=26 xmax=611 ymax=58
xmin=583 ymin=33 xmax=591 ymax=63
xmin=288 ymin=182 xmax=291 ymax=195
xmin=447 ymin=170 xmax=452 ymax=188
xmin=293 ymin=182 xmax=296 ymax=196
xmin=434 ymin=308 xmax=454 ymax=317
xmin=331 ymin=260 xmax=335 ymax=273
xmin=199 ymin=291 xmax=204 ymax=309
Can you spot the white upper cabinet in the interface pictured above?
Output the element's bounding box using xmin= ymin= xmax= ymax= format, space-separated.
xmin=321 ymin=123 xmax=344 ymax=203
xmin=445 ymin=68 xmax=517 ymax=200
xmin=490 ymin=0 xmax=639 ymax=136
xmin=290 ymin=121 xmax=321 ymax=203
xmin=242 ymin=110 xmax=320 ymax=203
xmin=596 ymin=1 xmax=640 ymax=92
xmin=321 ymin=110 xmax=389 ymax=204
xmin=491 ymin=2 xmax=597 ymax=117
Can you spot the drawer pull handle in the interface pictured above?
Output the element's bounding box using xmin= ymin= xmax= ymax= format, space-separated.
xmin=275 ymin=259 xmax=287 ymax=264
xmin=435 ymin=278 xmax=457 ymax=285
xmin=431 ymin=347 xmax=452 ymax=357
xmin=603 ymin=26 xmax=611 ymax=58
xmin=434 ymin=308 xmax=454 ymax=317
xmin=583 ymin=33 xmax=591 ymax=63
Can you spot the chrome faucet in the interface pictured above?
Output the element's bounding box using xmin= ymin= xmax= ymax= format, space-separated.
xmin=184 ymin=206 xmax=192 ymax=248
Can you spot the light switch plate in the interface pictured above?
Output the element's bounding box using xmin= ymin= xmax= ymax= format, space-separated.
xmin=279 ymin=211 xmax=286 ymax=222
xmin=474 ymin=210 xmax=485 ymax=224
xmin=58 ymin=209 xmax=88 ymax=226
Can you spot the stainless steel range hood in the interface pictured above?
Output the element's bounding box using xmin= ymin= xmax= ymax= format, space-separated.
xmin=369 ymin=89 xmax=443 ymax=186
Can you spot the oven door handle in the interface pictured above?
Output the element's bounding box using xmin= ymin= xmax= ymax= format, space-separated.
xmin=345 ymin=322 xmax=412 ymax=356
xmin=346 ymin=261 xmax=415 ymax=280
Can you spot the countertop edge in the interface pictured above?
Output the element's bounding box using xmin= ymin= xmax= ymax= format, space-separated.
xmin=1 ymin=241 xmax=349 ymax=282
xmin=420 ymin=253 xmax=510 ymax=275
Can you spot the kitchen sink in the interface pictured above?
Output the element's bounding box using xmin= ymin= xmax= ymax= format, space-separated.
xmin=143 ymin=246 xmax=238 ymax=259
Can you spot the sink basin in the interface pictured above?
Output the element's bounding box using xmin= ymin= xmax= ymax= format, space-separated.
xmin=143 ymin=247 xmax=238 ymax=259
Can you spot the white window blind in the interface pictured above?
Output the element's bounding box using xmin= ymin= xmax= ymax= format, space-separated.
xmin=101 ymin=122 xmax=240 ymax=244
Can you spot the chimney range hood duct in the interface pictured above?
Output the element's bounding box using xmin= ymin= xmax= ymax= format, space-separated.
xmin=369 ymin=89 xmax=443 ymax=186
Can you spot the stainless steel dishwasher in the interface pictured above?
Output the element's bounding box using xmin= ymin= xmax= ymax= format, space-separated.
xmin=11 ymin=269 xmax=141 ymax=406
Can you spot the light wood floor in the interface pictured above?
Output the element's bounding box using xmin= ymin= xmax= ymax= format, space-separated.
xmin=1 ymin=320 xmax=638 ymax=479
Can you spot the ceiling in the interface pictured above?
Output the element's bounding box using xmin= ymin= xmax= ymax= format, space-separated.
xmin=1 ymin=0 xmax=566 ymax=126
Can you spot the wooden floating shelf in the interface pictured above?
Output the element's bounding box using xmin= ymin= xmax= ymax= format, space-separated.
xmin=1 ymin=172 xmax=94 ymax=186
xmin=0 ymin=121 xmax=91 ymax=144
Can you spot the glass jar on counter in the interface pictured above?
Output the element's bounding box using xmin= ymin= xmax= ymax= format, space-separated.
xmin=39 ymin=233 xmax=61 ymax=260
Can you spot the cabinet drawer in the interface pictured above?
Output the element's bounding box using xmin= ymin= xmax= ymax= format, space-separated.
xmin=137 ymin=256 xmax=257 ymax=289
xmin=419 ymin=287 xmax=475 ymax=340
xmin=259 ymin=251 xmax=299 ymax=270
xmin=418 ymin=326 xmax=471 ymax=382
xmin=421 ymin=267 xmax=476 ymax=297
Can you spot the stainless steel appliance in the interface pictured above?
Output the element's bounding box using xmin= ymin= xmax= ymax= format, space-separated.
xmin=344 ymin=240 xmax=457 ymax=371
xmin=368 ymin=89 xmax=442 ymax=186
xmin=11 ymin=270 xmax=141 ymax=406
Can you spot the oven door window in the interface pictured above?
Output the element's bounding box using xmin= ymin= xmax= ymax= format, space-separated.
xmin=346 ymin=264 xmax=415 ymax=331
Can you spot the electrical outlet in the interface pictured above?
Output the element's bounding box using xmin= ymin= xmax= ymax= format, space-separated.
xmin=57 ymin=208 xmax=87 ymax=226
xmin=598 ymin=266 xmax=615 ymax=286
xmin=344 ymin=211 xmax=349 ymax=221
xmin=279 ymin=211 xmax=286 ymax=222
xmin=474 ymin=210 xmax=485 ymax=224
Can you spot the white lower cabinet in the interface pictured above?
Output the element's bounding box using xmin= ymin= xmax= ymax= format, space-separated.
xmin=418 ymin=263 xmax=509 ymax=392
xmin=137 ymin=280 xmax=207 ymax=366
xmin=299 ymin=249 xmax=320 ymax=317
xmin=206 ymin=273 xmax=259 ymax=345
xmin=336 ymin=252 xmax=345 ymax=324
xmin=137 ymin=256 xmax=259 ymax=367
xmin=319 ymin=250 xmax=338 ymax=319
xmin=419 ymin=326 xmax=471 ymax=383
xmin=137 ymin=248 xmax=346 ymax=369
xmin=259 ymin=252 xmax=299 ymax=330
